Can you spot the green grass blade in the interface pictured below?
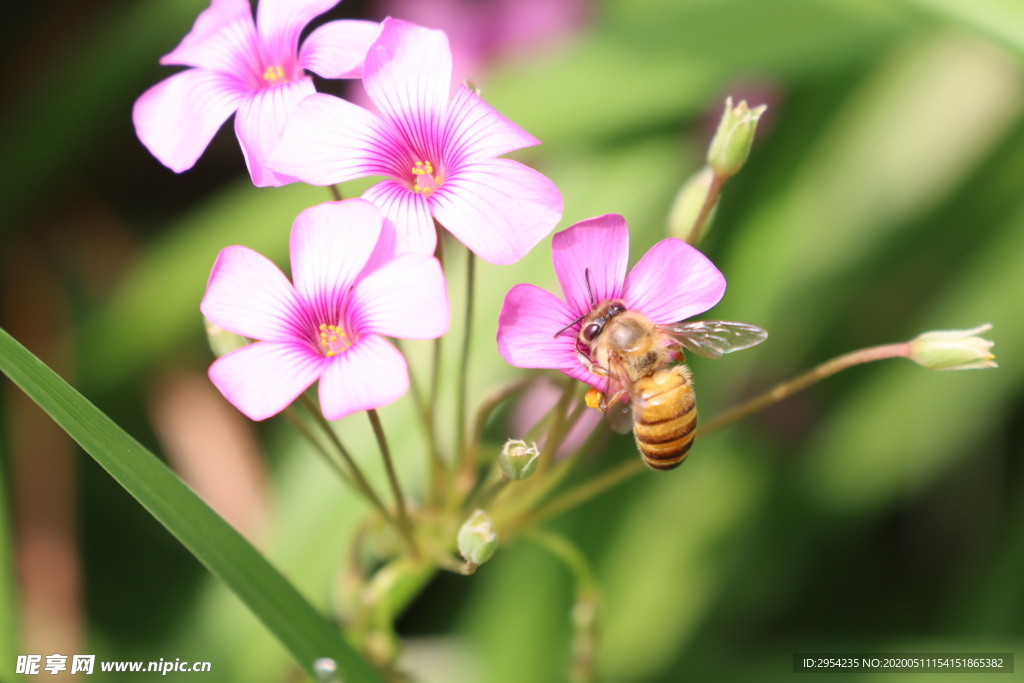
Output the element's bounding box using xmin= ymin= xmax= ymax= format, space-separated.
xmin=0 ymin=326 xmax=384 ymax=683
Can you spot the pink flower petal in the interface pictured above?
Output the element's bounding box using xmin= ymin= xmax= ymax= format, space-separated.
xmin=497 ymin=283 xmax=605 ymax=390
xmin=234 ymin=77 xmax=315 ymax=187
xmin=551 ymin=214 xmax=629 ymax=315
xmin=318 ymin=335 xmax=409 ymax=420
xmin=362 ymin=18 xmax=453 ymax=157
xmin=359 ymin=215 xmax=398 ymax=279
xmin=268 ymin=93 xmax=404 ymax=184
xmin=442 ymin=84 xmax=540 ymax=166
xmin=290 ymin=199 xmax=382 ymax=322
xmin=201 ymin=245 xmax=303 ymax=342
xmin=209 ymin=341 xmax=325 ymax=421
xmin=362 ymin=180 xmax=436 ymax=255
xmin=133 ymin=68 xmax=248 ymax=173
xmin=429 ymin=158 xmax=563 ymax=265
xmin=623 ymin=239 xmax=726 ymax=324
xmin=162 ymin=2 xmax=261 ymax=82
xmin=256 ymin=0 xmax=338 ymax=64
xmin=300 ymin=20 xmax=381 ymax=79
xmin=348 ymin=253 xmax=449 ymax=339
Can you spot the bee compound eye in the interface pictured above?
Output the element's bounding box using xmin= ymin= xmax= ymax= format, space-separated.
xmin=582 ymin=322 xmax=602 ymax=342
xmin=608 ymin=303 xmax=626 ymax=316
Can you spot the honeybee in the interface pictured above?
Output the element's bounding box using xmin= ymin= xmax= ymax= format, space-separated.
xmin=556 ymin=271 xmax=767 ymax=470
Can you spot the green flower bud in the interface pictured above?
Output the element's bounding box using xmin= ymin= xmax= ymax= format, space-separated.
xmin=458 ymin=509 xmax=498 ymax=570
xmin=667 ymin=166 xmax=717 ymax=243
xmin=909 ymin=324 xmax=996 ymax=371
xmin=498 ymin=438 xmax=540 ymax=480
xmin=707 ymin=97 xmax=767 ymax=179
xmin=204 ymin=318 xmax=248 ymax=358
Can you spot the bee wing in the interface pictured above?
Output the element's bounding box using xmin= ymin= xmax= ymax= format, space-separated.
xmin=659 ymin=320 xmax=768 ymax=360
xmin=603 ymin=355 xmax=638 ymax=435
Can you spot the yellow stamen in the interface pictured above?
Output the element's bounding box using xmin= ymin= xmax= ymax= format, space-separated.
xmin=263 ymin=65 xmax=286 ymax=82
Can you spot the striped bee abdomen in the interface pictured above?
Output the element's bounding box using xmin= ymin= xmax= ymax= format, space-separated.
xmin=632 ymin=365 xmax=697 ymax=471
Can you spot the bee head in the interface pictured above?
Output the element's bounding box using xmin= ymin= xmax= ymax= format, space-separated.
xmin=580 ymin=301 xmax=628 ymax=344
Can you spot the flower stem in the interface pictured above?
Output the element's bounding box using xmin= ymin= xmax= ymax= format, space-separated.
xmin=454 ymin=250 xmax=476 ymax=480
xmin=687 ymin=171 xmax=726 ymax=245
xmin=282 ymin=407 xmax=354 ymax=487
xmin=367 ymin=409 xmax=419 ymax=559
xmin=396 ymin=339 xmax=447 ymax=508
xmin=328 ymin=184 xmax=343 ymax=201
xmin=466 ymin=475 xmax=510 ymax=512
xmin=536 ymin=376 xmax=577 ymax=476
xmin=429 ymin=220 xmax=445 ymax=459
xmin=523 ymin=529 xmax=599 ymax=683
xmin=699 ymin=342 xmax=912 ymax=434
xmin=520 ymin=341 xmax=913 ymax=527
xmin=457 ymin=378 xmax=533 ymax=497
xmin=295 ymin=395 xmax=396 ymax=527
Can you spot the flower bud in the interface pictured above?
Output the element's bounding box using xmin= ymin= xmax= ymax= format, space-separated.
xmin=667 ymin=166 xmax=717 ymax=243
xmin=204 ymin=318 xmax=247 ymax=358
xmin=707 ymin=97 xmax=766 ymax=179
xmin=909 ymin=324 xmax=996 ymax=371
xmin=498 ymin=438 xmax=540 ymax=480
xmin=458 ymin=509 xmax=498 ymax=570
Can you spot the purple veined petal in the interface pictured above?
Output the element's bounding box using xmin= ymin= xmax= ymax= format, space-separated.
xmin=133 ymin=69 xmax=249 ymax=174
xmin=552 ymin=214 xmax=629 ymax=315
xmin=162 ymin=4 xmax=262 ymax=83
xmin=257 ymin=0 xmax=339 ymax=64
xmin=362 ymin=18 xmax=453 ymax=157
xmin=267 ymin=93 xmax=404 ymax=184
xmin=209 ymin=341 xmax=325 ymax=421
xmin=234 ymin=77 xmax=316 ymax=187
xmin=318 ymin=334 xmax=409 ymax=420
xmin=348 ymin=253 xmax=449 ymax=340
xmin=362 ymin=180 xmax=436 ymax=256
xmin=497 ymin=284 xmax=607 ymax=391
xmin=201 ymin=245 xmax=303 ymax=342
xmin=623 ymin=238 xmax=727 ymax=324
xmin=442 ymin=85 xmax=541 ymax=167
xmin=290 ymin=198 xmax=382 ymax=323
xmin=429 ymin=158 xmax=563 ymax=266
xmin=300 ymin=20 xmax=382 ymax=79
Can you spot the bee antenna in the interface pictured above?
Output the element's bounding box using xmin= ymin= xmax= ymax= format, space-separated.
xmin=554 ymin=312 xmax=588 ymax=338
xmin=584 ymin=268 xmax=596 ymax=307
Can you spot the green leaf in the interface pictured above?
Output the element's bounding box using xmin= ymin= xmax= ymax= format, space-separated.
xmin=900 ymin=0 xmax=1024 ymax=57
xmin=0 ymin=326 xmax=384 ymax=683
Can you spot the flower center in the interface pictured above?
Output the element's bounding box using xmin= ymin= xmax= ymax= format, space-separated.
xmin=411 ymin=160 xmax=442 ymax=196
xmin=263 ymin=65 xmax=288 ymax=84
xmin=317 ymin=323 xmax=352 ymax=358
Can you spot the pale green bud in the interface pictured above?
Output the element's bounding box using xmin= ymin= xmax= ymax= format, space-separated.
xmin=909 ymin=324 xmax=997 ymax=371
xmin=707 ymin=97 xmax=767 ymax=179
xmin=667 ymin=166 xmax=717 ymax=243
xmin=458 ymin=509 xmax=498 ymax=570
xmin=498 ymin=438 xmax=540 ymax=480
xmin=204 ymin=318 xmax=248 ymax=358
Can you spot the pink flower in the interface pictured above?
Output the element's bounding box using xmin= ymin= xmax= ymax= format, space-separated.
xmin=133 ymin=0 xmax=380 ymax=186
xmin=200 ymin=199 xmax=449 ymax=421
xmin=377 ymin=0 xmax=588 ymax=86
xmin=267 ymin=17 xmax=564 ymax=265
xmin=496 ymin=214 xmax=726 ymax=392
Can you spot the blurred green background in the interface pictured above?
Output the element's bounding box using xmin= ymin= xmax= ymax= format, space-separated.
xmin=1 ymin=0 xmax=1023 ymax=681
